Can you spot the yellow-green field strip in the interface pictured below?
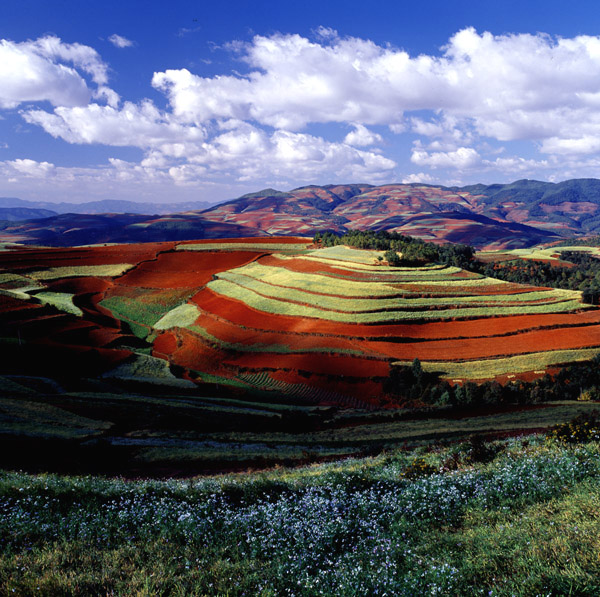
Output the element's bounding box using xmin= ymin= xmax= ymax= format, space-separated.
xmin=479 ymin=245 xmax=600 ymax=262
xmin=305 ymin=246 xmax=388 ymax=264
xmin=213 ymin=270 xmax=579 ymax=311
xmin=393 ymin=348 xmax=600 ymax=380
xmin=226 ymin=263 xmax=415 ymax=297
xmin=207 ymin=278 xmax=586 ymax=322
xmin=222 ymin=262 xmax=570 ymax=301
xmin=27 ymin=263 xmax=134 ymax=280
xmin=32 ymin=291 xmax=83 ymax=316
xmin=283 ymin=255 xmax=467 ymax=275
xmin=154 ymin=303 xmax=201 ymax=330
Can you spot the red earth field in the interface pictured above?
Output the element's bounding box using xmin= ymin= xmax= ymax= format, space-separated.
xmin=2 ymin=237 xmax=600 ymax=407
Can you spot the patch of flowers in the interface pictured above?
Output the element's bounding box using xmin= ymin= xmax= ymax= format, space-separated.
xmin=1 ymin=438 xmax=600 ymax=595
xmin=547 ymin=410 xmax=600 ymax=443
xmin=401 ymin=456 xmax=437 ymax=479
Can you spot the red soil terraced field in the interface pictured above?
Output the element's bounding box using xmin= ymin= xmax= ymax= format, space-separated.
xmin=115 ymin=250 xmax=266 ymax=289
xmin=192 ymin=287 xmax=600 ymax=340
xmin=177 ymin=236 xmax=311 ymax=246
xmin=0 ymin=242 xmax=174 ymax=270
xmin=4 ymin=239 xmax=600 ymax=407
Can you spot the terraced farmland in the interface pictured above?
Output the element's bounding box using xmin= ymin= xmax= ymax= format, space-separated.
xmin=3 ymin=238 xmax=600 ymax=408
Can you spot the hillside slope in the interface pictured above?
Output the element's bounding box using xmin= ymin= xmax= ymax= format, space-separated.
xmin=8 ymin=178 xmax=600 ymax=247
xmin=198 ymin=182 xmax=562 ymax=248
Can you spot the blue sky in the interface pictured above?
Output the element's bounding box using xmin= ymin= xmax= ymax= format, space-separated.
xmin=2 ymin=0 xmax=600 ymax=204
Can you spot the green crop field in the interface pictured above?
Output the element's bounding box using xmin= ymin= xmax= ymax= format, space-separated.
xmin=306 ymin=245 xmax=388 ymax=263
xmin=102 ymin=354 xmax=197 ymax=388
xmin=394 ymin=348 xmax=600 ymax=380
xmin=293 ymin=253 xmax=464 ymax=274
xmin=154 ymin=303 xmax=201 ymax=330
xmin=100 ymin=288 xmax=194 ymax=330
xmin=223 ymin=261 xmax=413 ymax=296
xmin=479 ymin=245 xmax=600 ymax=262
xmin=209 ymin=275 xmax=585 ymax=320
xmin=32 ymin=291 xmax=83 ymax=316
xmin=217 ymin=265 xmax=576 ymax=305
xmin=29 ymin=263 xmax=134 ymax=280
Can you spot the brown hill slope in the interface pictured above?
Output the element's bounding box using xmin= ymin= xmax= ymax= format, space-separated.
xmin=198 ymin=183 xmax=559 ymax=248
xmin=6 ymin=180 xmax=594 ymax=248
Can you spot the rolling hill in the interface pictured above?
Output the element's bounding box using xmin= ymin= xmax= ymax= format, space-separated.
xmin=197 ymin=179 xmax=600 ymax=246
xmin=3 ymin=238 xmax=600 ymax=409
xmin=0 ymin=212 xmax=262 ymax=246
xmin=0 ymin=196 xmax=216 ymax=215
xmin=6 ymin=178 xmax=600 ymax=248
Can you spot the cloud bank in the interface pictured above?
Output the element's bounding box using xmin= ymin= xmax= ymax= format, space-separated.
xmin=5 ymin=28 xmax=600 ymax=201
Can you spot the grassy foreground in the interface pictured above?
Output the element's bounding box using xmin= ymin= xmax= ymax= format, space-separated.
xmin=2 ymin=432 xmax=600 ymax=596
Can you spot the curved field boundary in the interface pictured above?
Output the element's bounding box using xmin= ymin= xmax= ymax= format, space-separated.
xmin=232 ymin=261 xmax=541 ymax=297
xmin=187 ymin=321 xmax=372 ymax=358
xmin=305 ymin=246 xmax=388 ymax=264
xmin=154 ymin=303 xmax=201 ymax=330
xmin=207 ymin=278 xmax=586 ymax=322
xmin=222 ymin=261 xmax=411 ymax=297
xmin=394 ymin=348 xmax=600 ymax=380
xmin=212 ymin=272 xmax=580 ymax=313
xmin=100 ymin=288 xmax=195 ymax=332
xmin=217 ymin=264 xmax=575 ymax=304
xmin=191 ymin=297 xmax=600 ymax=363
xmin=32 ymin=292 xmax=83 ymax=316
xmin=102 ymin=353 xmax=196 ymax=388
xmin=193 ymin=287 xmax=600 ymax=337
xmin=280 ymin=254 xmax=464 ymax=275
xmin=396 ymin=278 xmax=526 ymax=289
xmin=195 ymin=292 xmax=600 ymax=342
xmin=0 ymin=285 xmax=45 ymax=300
xmin=365 ymin=323 xmax=600 ymax=361
xmin=115 ymin=250 xmax=265 ymax=290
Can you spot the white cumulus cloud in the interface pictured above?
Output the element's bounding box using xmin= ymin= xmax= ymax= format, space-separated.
xmin=151 ymin=28 xmax=600 ymax=155
xmin=344 ymin=124 xmax=382 ymax=146
xmin=411 ymin=147 xmax=481 ymax=169
xmin=23 ymin=101 xmax=206 ymax=148
xmin=0 ymin=36 xmax=110 ymax=109
xmin=13 ymin=27 xmax=600 ymax=200
xmin=108 ymin=34 xmax=134 ymax=49
xmin=401 ymin=172 xmax=435 ymax=184
xmin=6 ymin=158 xmax=55 ymax=178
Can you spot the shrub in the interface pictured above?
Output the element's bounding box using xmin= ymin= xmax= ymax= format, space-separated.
xmin=464 ymin=435 xmax=503 ymax=464
xmin=547 ymin=410 xmax=600 ymax=443
xmin=384 ymin=248 xmax=402 ymax=266
xmin=401 ymin=456 xmax=437 ymax=479
xmin=578 ymin=386 xmax=600 ymax=401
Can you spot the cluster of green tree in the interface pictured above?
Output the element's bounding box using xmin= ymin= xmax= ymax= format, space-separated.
xmin=313 ymin=230 xmax=600 ymax=301
xmin=313 ymin=230 xmax=474 ymax=267
xmin=554 ymin=236 xmax=600 ymax=247
xmin=471 ymin=251 xmax=600 ymax=304
xmin=385 ymin=355 xmax=600 ymax=409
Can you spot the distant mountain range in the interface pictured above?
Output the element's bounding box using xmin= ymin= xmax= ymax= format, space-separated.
xmin=4 ymin=178 xmax=600 ymax=248
xmin=0 ymin=197 xmax=215 ymax=216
